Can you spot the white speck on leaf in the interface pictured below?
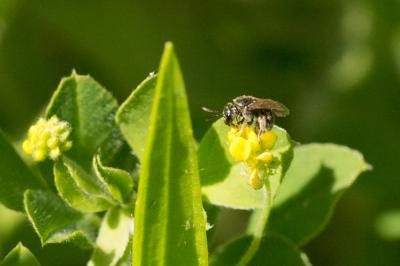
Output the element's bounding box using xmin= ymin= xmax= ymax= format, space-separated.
xmin=130 ymin=219 xmax=134 ymax=234
xmin=184 ymin=220 xmax=191 ymax=230
xmin=206 ymin=223 xmax=214 ymax=231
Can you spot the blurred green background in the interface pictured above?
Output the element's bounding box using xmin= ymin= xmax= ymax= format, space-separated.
xmin=0 ymin=0 xmax=399 ymax=265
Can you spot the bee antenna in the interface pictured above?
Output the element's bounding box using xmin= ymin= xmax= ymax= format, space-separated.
xmin=206 ymin=117 xmax=217 ymax=122
xmin=202 ymin=107 xmax=219 ymax=114
xmin=201 ymin=106 xmax=222 ymax=116
xmin=202 ymin=107 xmax=221 ymax=121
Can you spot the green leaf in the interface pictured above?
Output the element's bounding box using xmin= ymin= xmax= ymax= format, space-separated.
xmin=88 ymin=207 xmax=132 ymax=266
xmin=199 ymin=119 xmax=294 ymax=209
xmin=0 ymin=130 xmax=43 ymax=212
xmin=93 ymin=154 xmax=133 ymax=203
xmin=97 ymin=127 xmax=126 ymax=167
xmin=54 ymin=158 xmax=114 ymax=213
xmin=132 ymin=43 xmax=208 ymax=265
xmin=116 ymin=74 xmax=157 ymax=160
xmin=210 ymin=234 xmax=310 ymax=266
xmin=45 ymin=72 xmax=118 ymax=162
xmin=267 ymin=144 xmax=370 ymax=245
xmin=24 ymin=190 xmax=99 ymax=248
xmin=0 ymin=243 xmax=40 ymax=266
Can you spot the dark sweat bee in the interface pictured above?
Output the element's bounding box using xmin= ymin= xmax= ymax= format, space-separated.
xmin=203 ymin=95 xmax=289 ymax=138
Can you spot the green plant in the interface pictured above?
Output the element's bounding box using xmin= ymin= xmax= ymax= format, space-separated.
xmin=0 ymin=43 xmax=369 ymax=266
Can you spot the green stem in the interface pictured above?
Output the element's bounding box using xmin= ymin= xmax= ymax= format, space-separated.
xmin=237 ymin=179 xmax=273 ymax=266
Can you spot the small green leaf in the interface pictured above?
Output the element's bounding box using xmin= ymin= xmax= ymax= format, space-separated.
xmin=88 ymin=207 xmax=132 ymax=266
xmin=116 ymin=74 xmax=157 ymax=160
xmin=210 ymin=234 xmax=310 ymax=266
xmin=93 ymin=154 xmax=133 ymax=203
xmin=132 ymin=43 xmax=208 ymax=265
xmin=45 ymin=72 xmax=118 ymax=162
xmin=24 ymin=190 xmax=99 ymax=248
xmin=0 ymin=243 xmax=40 ymax=266
xmin=268 ymin=144 xmax=370 ymax=245
xmin=54 ymin=158 xmax=114 ymax=212
xmin=0 ymin=129 xmax=44 ymax=212
xmin=199 ymin=119 xmax=293 ymax=209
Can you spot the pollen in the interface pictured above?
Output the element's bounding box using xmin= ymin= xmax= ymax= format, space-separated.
xmin=227 ymin=127 xmax=277 ymax=190
xmin=22 ymin=115 xmax=72 ymax=161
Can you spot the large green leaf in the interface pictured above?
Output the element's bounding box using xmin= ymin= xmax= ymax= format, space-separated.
xmin=116 ymin=74 xmax=157 ymax=161
xmin=24 ymin=190 xmax=99 ymax=248
xmin=0 ymin=130 xmax=44 ymax=212
xmin=45 ymin=72 xmax=118 ymax=162
xmin=0 ymin=243 xmax=40 ymax=266
xmin=132 ymin=43 xmax=208 ymax=265
xmin=199 ymin=119 xmax=293 ymax=209
xmin=267 ymin=144 xmax=370 ymax=245
xmin=54 ymin=158 xmax=114 ymax=213
xmin=210 ymin=233 xmax=310 ymax=266
xmin=88 ymin=207 xmax=132 ymax=266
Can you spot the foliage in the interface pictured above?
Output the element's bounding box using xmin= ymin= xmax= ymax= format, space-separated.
xmin=0 ymin=243 xmax=40 ymax=266
xmin=0 ymin=43 xmax=369 ymax=265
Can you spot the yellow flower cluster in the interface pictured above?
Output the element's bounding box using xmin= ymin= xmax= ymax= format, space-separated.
xmin=22 ymin=116 xmax=72 ymax=161
xmin=227 ymin=127 xmax=277 ymax=190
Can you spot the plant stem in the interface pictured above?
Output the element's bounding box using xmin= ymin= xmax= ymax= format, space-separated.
xmin=237 ymin=179 xmax=272 ymax=266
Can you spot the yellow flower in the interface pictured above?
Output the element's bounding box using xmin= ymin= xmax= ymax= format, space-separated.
xmin=22 ymin=116 xmax=72 ymax=161
xmin=229 ymin=137 xmax=251 ymax=161
xmin=260 ymin=131 xmax=277 ymax=150
xmin=227 ymin=127 xmax=277 ymax=190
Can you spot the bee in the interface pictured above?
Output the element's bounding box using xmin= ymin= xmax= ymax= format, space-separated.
xmin=203 ymin=95 xmax=289 ymax=138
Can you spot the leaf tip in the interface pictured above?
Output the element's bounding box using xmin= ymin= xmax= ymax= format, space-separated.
xmin=161 ymin=42 xmax=177 ymax=62
xmin=350 ymin=147 xmax=372 ymax=173
xmin=164 ymin=41 xmax=174 ymax=51
xmin=14 ymin=242 xmax=23 ymax=250
xmin=363 ymin=161 xmax=373 ymax=172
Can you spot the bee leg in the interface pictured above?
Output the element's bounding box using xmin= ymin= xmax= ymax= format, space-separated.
xmin=257 ymin=115 xmax=268 ymax=140
xmin=266 ymin=111 xmax=274 ymax=131
xmin=257 ymin=129 xmax=263 ymax=140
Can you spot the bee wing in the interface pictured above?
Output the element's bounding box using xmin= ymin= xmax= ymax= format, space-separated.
xmin=247 ymin=98 xmax=290 ymax=117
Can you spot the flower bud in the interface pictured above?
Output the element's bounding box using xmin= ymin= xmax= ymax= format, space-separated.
xmin=22 ymin=115 xmax=72 ymax=161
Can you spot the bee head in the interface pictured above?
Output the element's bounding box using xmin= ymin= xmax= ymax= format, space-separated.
xmin=223 ymin=103 xmax=240 ymax=126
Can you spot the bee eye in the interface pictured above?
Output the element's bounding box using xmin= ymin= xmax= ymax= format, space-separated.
xmin=222 ymin=107 xmax=232 ymax=125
